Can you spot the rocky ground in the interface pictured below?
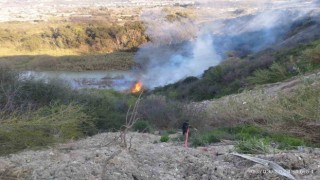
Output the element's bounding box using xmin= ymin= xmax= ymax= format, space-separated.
xmin=0 ymin=132 xmax=319 ymax=180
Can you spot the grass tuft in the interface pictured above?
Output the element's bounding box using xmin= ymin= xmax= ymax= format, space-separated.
xmin=160 ymin=135 xmax=170 ymax=142
xmin=235 ymin=137 xmax=271 ymax=154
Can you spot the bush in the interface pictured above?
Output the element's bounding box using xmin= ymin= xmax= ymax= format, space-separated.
xmin=190 ymin=131 xmax=221 ymax=147
xmin=138 ymin=95 xmax=183 ymax=128
xmin=235 ymin=137 xmax=271 ymax=154
xmin=0 ymin=103 xmax=95 ymax=155
xmin=247 ymin=62 xmax=290 ymax=85
xmin=19 ymin=78 xmax=74 ymax=106
xmin=133 ymin=120 xmax=152 ymax=132
xmin=0 ymin=68 xmax=138 ymax=154
xmin=190 ymin=135 xmax=207 ymax=147
xmin=0 ymin=68 xmax=75 ymax=116
xmin=232 ymin=125 xmax=269 ymax=140
xmin=303 ymin=43 xmax=320 ymax=64
xmin=160 ymin=135 xmax=170 ymax=142
xmin=189 ymin=125 xmax=308 ymax=150
xmin=75 ymin=89 xmax=137 ymax=131
xmin=268 ymin=134 xmax=305 ymax=150
xmin=0 ymin=67 xmax=18 ymax=115
xmin=164 ymin=129 xmax=177 ymax=134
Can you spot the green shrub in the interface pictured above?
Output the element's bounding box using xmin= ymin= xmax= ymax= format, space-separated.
xmin=269 ymin=134 xmax=306 ymax=150
xmin=189 ymin=125 xmax=264 ymax=147
xmin=18 ymin=78 xmax=74 ymax=106
xmin=171 ymin=134 xmax=185 ymax=142
xmin=133 ymin=120 xmax=152 ymax=132
xmin=76 ymin=89 xmax=136 ymax=131
xmin=235 ymin=137 xmax=271 ymax=154
xmin=160 ymin=135 xmax=170 ymax=142
xmin=247 ymin=63 xmax=289 ymax=85
xmin=164 ymin=129 xmax=177 ymax=134
xmin=208 ymin=129 xmax=236 ymax=140
xmin=190 ymin=135 xmax=207 ymax=147
xmin=0 ymin=103 xmax=95 ymax=155
xmin=190 ymin=124 xmax=309 ymax=151
xmin=232 ymin=125 xmax=269 ymax=140
xmin=190 ymin=131 xmax=220 ymax=147
xmin=0 ymin=67 xmax=74 ymax=115
xmin=0 ymin=68 xmax=143 ymax=155
xmin=235 ymin=134 xmax=306 ymax=154
xmin=138 ymin=95 xmax=183 ymax=128
xmin=303 ymin=43 xmax=320 ymax=64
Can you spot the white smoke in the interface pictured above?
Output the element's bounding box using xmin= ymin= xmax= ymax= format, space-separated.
xmin=134 ymin=0 xmax=319 ymax=89
xmin=135 ymin=8 xmax=221 ymax=88
xmin=140 ymin=8 xmax=197 ymax=46
xmin=140 ymin=34 xmax=221 ymax=88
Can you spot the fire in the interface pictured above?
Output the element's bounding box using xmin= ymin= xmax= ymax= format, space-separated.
xmin=131 ymin=81 xmax=143 ymax=93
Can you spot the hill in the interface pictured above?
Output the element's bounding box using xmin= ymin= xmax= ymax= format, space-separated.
xmin=0 ymin=132 xmax=319 ymax=180
xmin=151 ymin=15 xmax=320 ymax=101
xmin=0 ymin=1 xmax=320 ymax=179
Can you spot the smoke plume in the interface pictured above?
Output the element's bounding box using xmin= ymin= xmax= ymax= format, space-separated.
xmin=134 ymin=0 xmax=319 ymax=89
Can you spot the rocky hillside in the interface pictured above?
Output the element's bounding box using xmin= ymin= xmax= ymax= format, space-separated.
xmin=0 ymin=132 xmax=319 ymax=180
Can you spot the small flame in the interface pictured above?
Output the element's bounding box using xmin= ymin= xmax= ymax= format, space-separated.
xmin=131 ymin=81 xmax=143 ymax=93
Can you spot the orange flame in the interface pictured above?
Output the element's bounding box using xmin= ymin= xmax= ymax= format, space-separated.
xmin=131 ymin=81 xmax=143 ymax=93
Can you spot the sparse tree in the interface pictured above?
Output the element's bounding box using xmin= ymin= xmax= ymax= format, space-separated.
xmin=119 ymin=91 xmax=143 ymax=150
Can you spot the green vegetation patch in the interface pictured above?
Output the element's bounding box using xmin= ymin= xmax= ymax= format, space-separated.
xmin=189 ymin=125 xmax=308 ymax=153
xmin=0 ymin=51 xmax=135 ymax=71
xmin=235 ymin=137 xmax=271 ymax=154
xmin=248 ymin=40 xmax=320 ymax=85
xmin=0 ymin=103 xmax=94 ymax=155
xmin=0 ymin=66 xmax=137 ymax=155
xmin=190 ymin=131 xmax=221 ymax=147
xmin=160 ymin=135 xmax=170 ymax=142
xmin=152 ymin=39 xmax=320 ymax=101
xmin=133 ymin=120 xmax=152 ymax=133
xmin=0 ymin=21 xmax=148 ymax=53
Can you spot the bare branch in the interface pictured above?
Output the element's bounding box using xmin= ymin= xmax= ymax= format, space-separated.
xmin=119 ymin=91 xmax=143 ymax=150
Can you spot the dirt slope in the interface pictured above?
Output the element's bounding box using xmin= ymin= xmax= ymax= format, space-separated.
xmin=0 ymin=132 xmax=319 ymax=180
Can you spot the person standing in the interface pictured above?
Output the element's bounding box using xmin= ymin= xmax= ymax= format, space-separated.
xmin=182 ymin=121 xmax=189 ymax=135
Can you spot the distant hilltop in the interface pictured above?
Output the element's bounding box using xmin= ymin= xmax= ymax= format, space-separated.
xmin=0 ymin=0 xmax=317 ymax=22
xmin=0 ymin=0 xmax=197 ymax=22
xmin=0 ymin=0 xmax=196 ymax=7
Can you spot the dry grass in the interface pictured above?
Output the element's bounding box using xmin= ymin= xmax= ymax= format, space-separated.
xmin=0 ymin=103 xmax=94 ymax=155
xmin=206 ymin=75 xmax=320 ymax=143
xmin=0 ymin=48 xmax=80 ymax=57
xmin=0 ymin=51 xmax=135 ymax=71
